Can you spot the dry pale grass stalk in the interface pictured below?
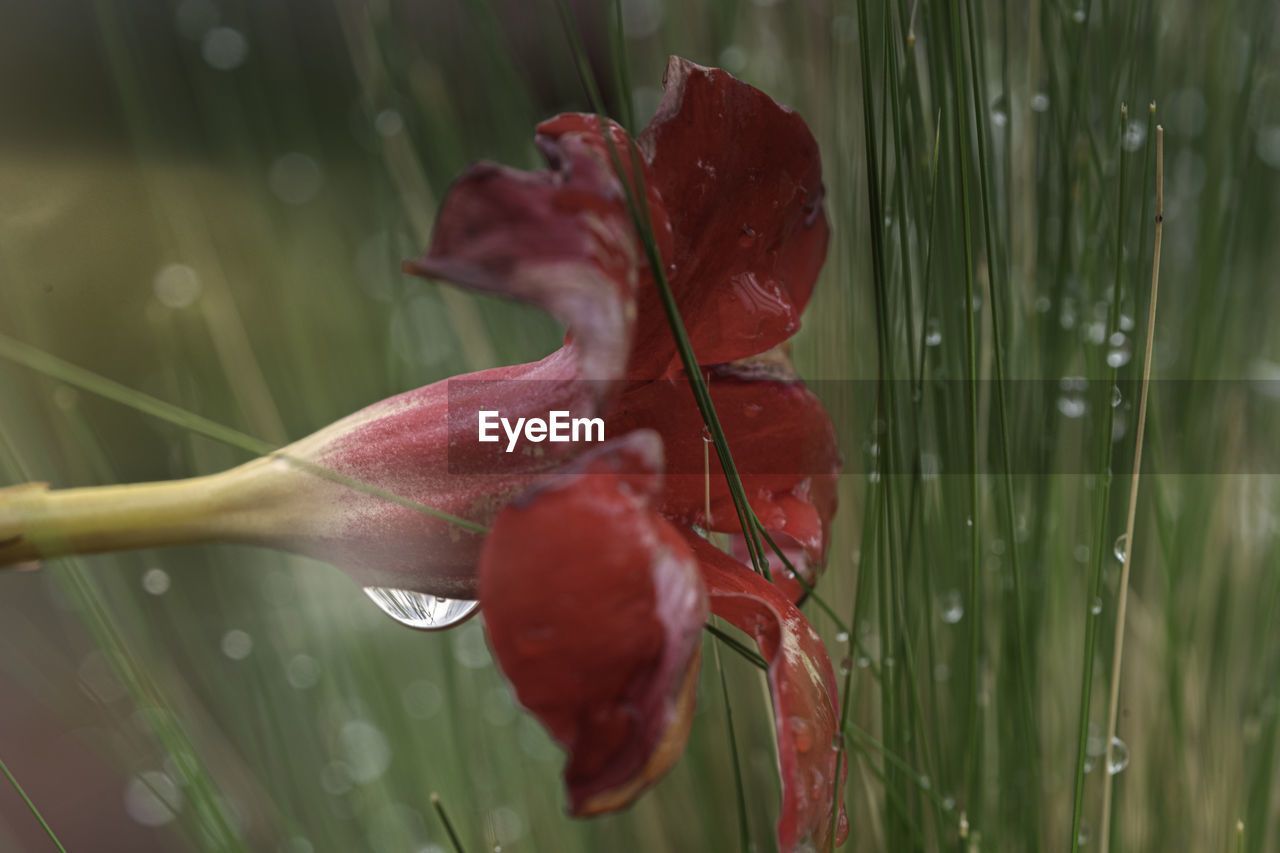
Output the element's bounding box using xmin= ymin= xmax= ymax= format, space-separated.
xmin=1099 ymin=121 xmax=1164 ymax=853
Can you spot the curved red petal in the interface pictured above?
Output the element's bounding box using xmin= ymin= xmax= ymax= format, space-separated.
xmin=405 ymin=124 xmax=640 ymax=384
xmin=609 ymin=356 xmax=841 ymax=589
xmin=634 ymin=57 xmax=830 ymax=372
xmin=479 ymin=432 xmax=709 ymax=815
xmin=685 ymin=531 xmax=849 ymax=852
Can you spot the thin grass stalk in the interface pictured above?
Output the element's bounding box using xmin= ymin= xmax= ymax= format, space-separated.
xmin=1098 ymin=124 xmax=1163 ymax=853
xmin=849 ymin=0 xmax=911 ymax=843
xmin=0 ymin=756 xmax=69 ymax=853
xmin=554 ymin=0 xmax=773 ymax=578
xmin=711 ymin=632 xmax=752 ymax=853
xmin=1067 ymin=101 xmax=1133 ymax=853
xmin=959 ymin=0 xmax=1040 ymax=840
xmin=941 ymin=0 xmax=985 ymax=822
xmin=430 ymin=792 xmax=467 ymax=853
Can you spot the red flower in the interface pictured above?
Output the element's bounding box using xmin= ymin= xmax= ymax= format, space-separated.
xmin=0 ymin=56 xmax=847 ymax=852
xmin=393 ymin=57 xmax=847 ymax=850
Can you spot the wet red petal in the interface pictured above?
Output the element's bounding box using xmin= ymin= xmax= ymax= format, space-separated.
xmin=633 ymin=57 xmax=830 ymax=373
xmin=685 ymin=531 xmax=849 ymax=852
xmin=608 ymin=357 xmax=841 ymax=588
xmin=479 ymin=432 xmax=709 ymax=815
xmin=405 ymin=124 xmax=640 ymax=384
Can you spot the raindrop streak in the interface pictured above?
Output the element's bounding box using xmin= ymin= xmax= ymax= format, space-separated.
xmin=1107 ymin=736 xmax=1130 ymax=774
xmin=364 ymin=587 xmax=479 ymax=630
xmin=1113 ymin=533 xmax=1129 ymax=562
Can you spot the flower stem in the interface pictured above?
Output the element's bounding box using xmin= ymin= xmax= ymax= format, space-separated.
xmin=0 ymin=472 xmax=239 ymax=567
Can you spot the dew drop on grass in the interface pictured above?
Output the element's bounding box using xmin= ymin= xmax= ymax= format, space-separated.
xmin=269 ymin=152 xmax=323 ymax=205
xmin=1078 ymin=819 xmax=1092 ymax=845
xmin=1057 ymin=396 xmax=1087 ymax=418
xmin=925 ymin=319 xmax=942 ymax=346
xmin=153 ymin=263 xmax=202 ymax=308
xmin=124 ymin=771 xmax=183 ymax=826
xmin=1091 ymin=597 xmax=1103 ymax=615
xmin=835 ymin=631 xmax=849 ymax=644
xmin=221 ymin=629 xmax=253 ymax=660
xmin=364 ymin=588 xmax=479 ymax=631
xmin=1112 ymin=385 xmax=1123 ymax=407
xmin=201 ymin=26 xmax=248 ymax=71
xmin=1072 ymin=8 xmax=1087 ymax=23
xmin=285 ymin=654 xmax=321 ymax=689
xmin=142 ymin=567 xmax=171 ymax=595
xmin=1107 ymin=736 xmax=1130 ymax=774
xmin=1107 ymin=348 xmax=1132 ymax=368
xmin=1113 ymin=533 xmax=1129 ymax=562
xmin=1031 ymin=92 xmax=1050 ymax=112
xmin=940 ymin=589 xmax=964 ymax=624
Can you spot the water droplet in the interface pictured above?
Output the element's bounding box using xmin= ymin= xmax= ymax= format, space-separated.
xmin=124 ymin=771 xmax=183 ymax=826
xmin=269 ymin=152 xmax=323 ymax=205
xmin=856 ymin=655 xmax=871 ymax=669
xmin=990 ymin=108 xmax=1008 ymax=128
xmin=1107 ymin=736 xmax=1129 ymax=774
xmin=942 ymin=795 xmax=956 ymax=811
xmin=364 ymin=588 xmax=479 ymax=631
xmin=285 ymin=654 xmax=320 ymax=689
xmin=1106 ymin=347 xmax=1132 ymax=368
xmin=341 ymin=720 xmax=391 ymax=783
xmin=1030 ymin=92 xmax=1050 ymax=112
xmin=719 ymin=44 xmax=748 ymax=73
xmin=402 ymin=679 xmax=444 ymax=720
xmin=1058 ymin=396 xmax=1087 ymax=418
xmin=940 ymin=589 xmax=964 ymax=624
xmin=701 ymin=425 xmax=713 ymax=443
xmin=835 ymin=631 xmax=849 ymax=644
xmin=919 ymin=775 xmax=931 ymax=790
xmin=1072 ymin=8 xmax=1086 ymax=23
xmin=1123 ymin=120 xmax=1147 ymax=152
xmin=142 ymin=567 xmax=171 ymax=595
xmin=789 ymin=716 xmax=814 ymax=753
xmin=201 ymin=26 xmax=248 ymax=71
xmin=1091 ymin=597 xmax=1103 ymax=615
xmin=221 ymin=629 xmax=253 ymax=660
xmin=1113 ymin=533 xmax=1128 ymax=562
xmin=839 ymin=657 xmax=853 ymax=674
xmin=925 ymin=319 xmax=942 ymax=347
xmin=374 ymin=109 xmax=403 ymax=137
xmin=153 ymin=263 xmax=202 ymax=308
xmin=1078 ymin=819 xmax=1092 ymax=845
xmin=1112 ymin=386 xmax=1123 ymax=408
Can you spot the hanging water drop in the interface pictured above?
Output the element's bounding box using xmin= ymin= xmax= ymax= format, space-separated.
xmin=1112 ymin=385 xmax=1123 ymax=408
xmin=1113 ymin=533 xmax=1128 ymax=563
xmin=364 ymin=588 xmax=479 ymax=630
xmin=940 ymin=589 xmax=964 ymax=624
xmin=1106 ymin=736 xmax=1129 ymax=774
xmin=1091 ymin=597 xmax=1103 ymax=615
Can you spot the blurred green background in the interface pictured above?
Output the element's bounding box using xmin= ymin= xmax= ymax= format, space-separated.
xmin=1 ymin=0 xmax=1279 ymax=851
